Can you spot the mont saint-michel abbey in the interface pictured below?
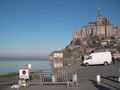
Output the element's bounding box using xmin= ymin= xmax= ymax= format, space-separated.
xmin=73 ymin=8 xmax=120 ymax=40
xmin=49 ymin=8 xmax=120 ymax=69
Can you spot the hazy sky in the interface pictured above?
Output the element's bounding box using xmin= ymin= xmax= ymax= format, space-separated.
xmin=0 ymin=0 xmax=120 ymax=58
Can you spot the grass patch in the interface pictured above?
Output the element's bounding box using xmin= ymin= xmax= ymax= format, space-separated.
xmin=0 ymin=72 xmax=18 ymax=78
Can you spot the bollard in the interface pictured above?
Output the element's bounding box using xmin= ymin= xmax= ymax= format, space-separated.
xmin=52 ymin=75 xmax=56 ymax=83
xmin=73 ymin=74 xmax=77 ymax=86
xmin=73 ymin=74 xmax=77 ymax=82
xmin=118 ymin=68 xmax=120 ymax=82
xmin=119 ymin=77 xmax=120 ymax=82
xmin=97 ymin=75 xmax=101 ymax=84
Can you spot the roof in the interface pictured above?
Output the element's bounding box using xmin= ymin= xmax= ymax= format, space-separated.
xmin=88 ymin=22 xmax=96 ymax=25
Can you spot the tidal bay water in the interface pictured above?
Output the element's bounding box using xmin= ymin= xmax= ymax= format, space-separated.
xmin=0 ymin=59 xmax=51 ymax=74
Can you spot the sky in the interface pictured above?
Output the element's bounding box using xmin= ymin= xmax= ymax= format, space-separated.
xmin=0 ymin=0 xmax=120 ymax=58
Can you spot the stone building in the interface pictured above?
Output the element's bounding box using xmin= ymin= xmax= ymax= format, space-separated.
xmin=73 ymin=8 xmax=120 ymax=40
xmin=49 ymin=51 xmax=63 ymax=68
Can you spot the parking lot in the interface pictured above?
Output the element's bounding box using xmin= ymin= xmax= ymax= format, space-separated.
xmin=77 ymin=60 xmax=120 ymax=90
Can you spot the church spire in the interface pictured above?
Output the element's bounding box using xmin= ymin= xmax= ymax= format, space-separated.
xmin=96 ymin=7 xmax=102 ymax=25
xmin=97 ymin=7 xmax=101 ymax=17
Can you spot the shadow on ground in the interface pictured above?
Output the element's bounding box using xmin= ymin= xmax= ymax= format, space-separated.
xmin=101 ymin=76 xmax=120 ymax=90
xmin=101 ymin=76 xmax=119 ymax=83
xmin=89 ymin=79 xmax=112 ymax=90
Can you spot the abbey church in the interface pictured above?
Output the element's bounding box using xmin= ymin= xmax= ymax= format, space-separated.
xmin=73 ymin=8 xmax=120 ymax=40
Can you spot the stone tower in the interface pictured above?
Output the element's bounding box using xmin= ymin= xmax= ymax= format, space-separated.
xmin=96 ymin=8 xmax=103 ymax=25
xmin=73 ymin=8 xmax=120 ymax=40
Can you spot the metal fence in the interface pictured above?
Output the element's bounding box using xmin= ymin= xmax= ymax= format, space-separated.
xmin=53 ymin=68 xmax=76 ymax=82
xmin=30 ymin=67 xmax=77 ymax=84
xmin=42 ymin=70 xmax=52 ymax=82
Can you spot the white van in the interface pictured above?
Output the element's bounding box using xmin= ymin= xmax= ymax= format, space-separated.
xmin=83 ymin=52 xmax=112 ymax=66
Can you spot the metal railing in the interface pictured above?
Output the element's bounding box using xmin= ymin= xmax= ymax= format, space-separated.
xmin=30 ymin=67 xmax=77 ymax=85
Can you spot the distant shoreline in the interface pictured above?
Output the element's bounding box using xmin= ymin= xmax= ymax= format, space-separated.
xmin=0 ymin=72 xmax=18 ymax=78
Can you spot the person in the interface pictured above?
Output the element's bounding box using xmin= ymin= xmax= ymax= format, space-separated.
xmin=81 ymin=56 xmax=84 ymax=65
xmin=112 ymin=57 xmax=115 ymax=64
xmin=111 ymin=52 xmax=115 ymax=64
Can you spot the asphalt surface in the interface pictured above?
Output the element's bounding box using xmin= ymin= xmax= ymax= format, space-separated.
xmin=1 ymin=60 xmax=120 ymax=90
xmin=77 ymin=60 xmax=120 ymax=90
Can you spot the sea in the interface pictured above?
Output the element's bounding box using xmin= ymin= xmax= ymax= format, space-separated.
xmin=0 ymin=58 xmax=51 ymax=74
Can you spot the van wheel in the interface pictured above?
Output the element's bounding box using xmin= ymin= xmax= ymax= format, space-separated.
xmin=104 ymin=62 xmax=108 ymax=66
xmin=85 ymin=63 xmax=89 ymax=66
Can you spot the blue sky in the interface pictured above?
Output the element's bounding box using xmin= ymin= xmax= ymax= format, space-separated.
xmin=0 ymin=0 xmax=120 ymax=58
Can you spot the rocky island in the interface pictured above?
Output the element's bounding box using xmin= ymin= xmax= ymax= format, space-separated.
xmin=49 ymin=8 xmax=120 ymax=69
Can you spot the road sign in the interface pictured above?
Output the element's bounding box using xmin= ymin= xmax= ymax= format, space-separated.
xmin=19 ymin=69 xmax=29 ymax=79
xmin=28 ymin=64 xmax=31 ymax=69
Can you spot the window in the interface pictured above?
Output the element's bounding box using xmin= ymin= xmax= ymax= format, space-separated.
xmin=86 ymin=56 xmax=92 ymax=60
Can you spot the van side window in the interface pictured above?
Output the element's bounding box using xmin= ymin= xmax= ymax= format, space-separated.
xmin=86 ymin=56 xmax=92 ymax=60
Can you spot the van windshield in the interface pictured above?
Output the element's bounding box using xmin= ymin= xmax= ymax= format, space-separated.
xmin=86 ymin=56 xmax=92 ymax=60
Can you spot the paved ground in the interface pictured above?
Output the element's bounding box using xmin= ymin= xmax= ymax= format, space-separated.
xmin=77 ymin=60 xmax=120 ymax=90
xmin=0 ymin=60 xmax=120 ymax=90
